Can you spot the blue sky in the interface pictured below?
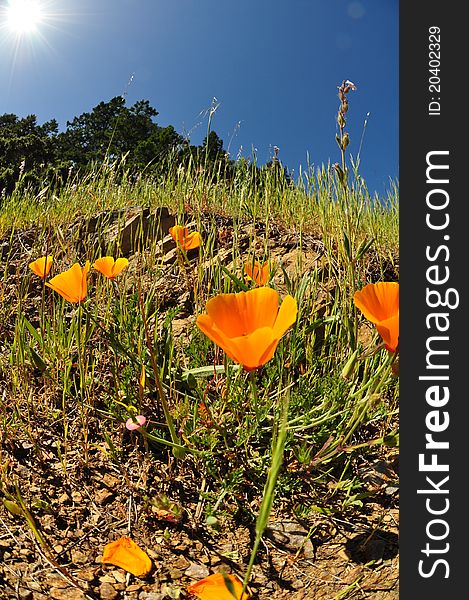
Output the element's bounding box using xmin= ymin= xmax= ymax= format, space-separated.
xmin=0 ymin=0 xmax=398 ymax=197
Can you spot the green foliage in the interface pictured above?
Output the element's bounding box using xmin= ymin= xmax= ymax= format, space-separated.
xmin=0 ymin=113 xmax=59 ymax=196
xmin=0 ymin=97 xmax=238 ymax=198
xmin=55 ymin=96 xmax=185 ymax=172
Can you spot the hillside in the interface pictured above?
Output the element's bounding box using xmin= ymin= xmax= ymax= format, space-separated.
xmin=0 ymin=167 xmax=399 ymax=600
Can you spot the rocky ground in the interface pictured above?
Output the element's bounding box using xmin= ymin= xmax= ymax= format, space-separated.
xmin=0 ymin=208 xmax=399 ymax=599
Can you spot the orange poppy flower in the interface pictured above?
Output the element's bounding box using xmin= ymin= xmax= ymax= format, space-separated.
xmin=353 ymin=282 xmax=399 ymax=352
xmin=196 ymin=287 xmax=297 ymax=371
xmin=93 ymin=256 xmax=129 ymax=279
xmin=101 ymin=536 xmax=152 ymax=577
xmin=243 ymin=261 xmax=270 ymax=287
xmin=45 ymin=261 xmax=90 ymax=303
xmin=29 ymin=256 xmax=53 ymax=279
xmin=169 ymin=225 xmax=202 ymax=251
xmin=187 ymin=573 xmax=250 ymax=600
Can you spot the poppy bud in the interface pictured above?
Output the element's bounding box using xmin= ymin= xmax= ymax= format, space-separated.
xmin=341 ymin=349 xmax=360 ymax=380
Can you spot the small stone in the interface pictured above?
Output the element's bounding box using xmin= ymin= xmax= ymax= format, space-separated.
xmin=169 ymin=568 xmax=183 ymax=579
xmin=58 ymin=492 xmax=70 ymax=504
xmin=160 ymin=585 xmax=181 ymax=599
xmin=76 ymin=568 xmax=97 ymax=582
xmin=49 ymin=587 xmax=86 ymax=600
xmin=71 ymin=549 xmax=89 ymax=565
xmin=266 ymin=520 xmax=315 ymax=558
xmin=292 ymin=578 xmax=305 ymax=590
xmin=94 ymin=489 xmax=113 ymax=504
xmin=184 ymin=562 xmax=210 ymax=579
xmin=111 ymin=569 xmax=127 ymax=583
xmin=46 ymin=575 xmax=70 ymax=589
xmin=99 ymin=582 xmax=118 ymax=600
xmin=103 ymin=474 xmax=121 ymax=487
xmin=173 ymin=556 xmax=190 ymax=569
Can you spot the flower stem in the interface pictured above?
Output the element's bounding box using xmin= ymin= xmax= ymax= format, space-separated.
xmin=137 ymin=279 xmax=184 ymax=457
xmin=242 ymin=390 xmax=289 ymax=595
xmin=76 ymin=303 xmax=89 ymax=465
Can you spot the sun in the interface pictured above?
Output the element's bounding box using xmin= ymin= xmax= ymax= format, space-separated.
xmin=5 ymin=0 xmax=44 ymax=34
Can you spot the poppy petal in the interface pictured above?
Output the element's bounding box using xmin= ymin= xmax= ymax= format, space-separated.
xmin=260 ymin=262 xmax=270 ymax=285
xmin=203 ymin=295 xmax=245 ymax=338
xmin=228 ymin=327 xmax=276 ymax=371
xmin=93 ymin=257 xmax=114 ymax=278
xmin=170 ymin=226 xmax=202 ymax=250
xmin=47 ymin=261 xmax=89 ymax=303
xmin=101 ymin=536 xmax=152 ymax=577
xmin=184 ymin=231 xmax=202 ymax=250
xmin=244 ymin=261 xmax=270 ymax=286
xmin=170 ymin=225 xmax=188 ymax=245
xmin=113 ymin=257 xmax=129 ymax=276
xmin=196 ymin=315 xmax=240 ymax=363
xmin=29 ymin=256 xmax=53 ymax=279
xmin=354 ymin=282 xmax=399 ymax=323
xmin=238 ymin=287 xmax=279 ymax=331
xmin=93 ymin=257 xmax=129 ymax=278
xmin=376 ymin=313 xmax=399 ymax=352
xmin=272 ymin=295 xmax=297 ymax=339
xmin=187 ymin=572 xmax=250 ymax=599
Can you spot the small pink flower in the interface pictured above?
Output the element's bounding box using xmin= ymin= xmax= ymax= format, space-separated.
xmin=125 ymin=415 xmax=146 ymax=431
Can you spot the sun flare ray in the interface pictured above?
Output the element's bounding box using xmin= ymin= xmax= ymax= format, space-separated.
xmin=5 ymin=0 xmax=44 ymax=34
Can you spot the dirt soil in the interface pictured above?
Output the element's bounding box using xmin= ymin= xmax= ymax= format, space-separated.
xmin=0 ymin=210 xmax=399 ymax=600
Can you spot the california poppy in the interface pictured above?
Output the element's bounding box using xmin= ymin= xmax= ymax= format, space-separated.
xmin=187 ymin=573 xmax=250 ymax=600
xmin=45 ymin=261 xmax=90 ymax=303
xmin=353 ymin=282 xmax=399 ymax=353
xmin=196 ymin=287 xmax=297 ymax=371
xmin=243 ymin=261 xmax=270 ymax=287
xmin=101 ymin=536 xmax=152 ymax=577
xmin=93 ymin=256 xmax=129 ymax=279
xmin=169 ymin=225 xmax=202 ymax=251
xmin=29 ymin=256 xmax=53 ymax=279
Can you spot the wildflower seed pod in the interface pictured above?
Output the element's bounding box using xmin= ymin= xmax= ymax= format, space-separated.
xmin=205 ymin=515 xmax=220 ymax=529
xmin=341 ymin=349 xmax=360 ymax=380
xmin=333 ymin=163 xmax=346 ymax=185
xmin=342 ymin=132 xmax=350 ymax=149
xmin=3 ymin=499 xmax=23 ymax=516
